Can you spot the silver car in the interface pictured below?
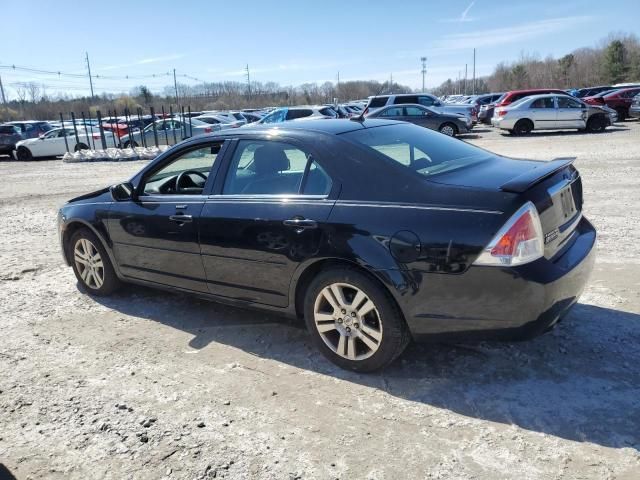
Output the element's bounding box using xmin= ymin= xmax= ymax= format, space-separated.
xmin=492 ymin=94 xmax=612 ymax=135
xmin=120 ymin=118 xmax=216 ymax=147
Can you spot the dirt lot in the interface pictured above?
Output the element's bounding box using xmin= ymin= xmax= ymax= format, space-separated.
xmin=1 ymin=122 xmax=639 ymax=480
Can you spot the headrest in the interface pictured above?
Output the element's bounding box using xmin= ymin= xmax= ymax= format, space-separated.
xmin=253 ymin=145 xmax=290 ymax=174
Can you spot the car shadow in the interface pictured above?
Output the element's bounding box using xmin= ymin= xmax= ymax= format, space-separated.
xmin=90 ymin=283 xmax=640 ymax=451
xmin=500 ymin=126 xmax=629 ymax=137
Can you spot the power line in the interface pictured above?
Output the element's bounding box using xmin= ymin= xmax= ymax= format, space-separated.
xmin=0 ymin=63 xmax=201 ymax=81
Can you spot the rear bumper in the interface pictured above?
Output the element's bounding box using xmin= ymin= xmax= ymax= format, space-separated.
xmin=404 ymin=216 xmax=596 ymax=342
xmin=0 ymin=144 xmax=15 ymax=154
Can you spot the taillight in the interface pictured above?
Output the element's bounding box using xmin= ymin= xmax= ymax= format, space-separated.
xmin=92 ymin=133 xmax=100 ymax=139
xmin=204 ymin=127 xmax=212 ymax=133
xmin=497 ymin=109 xmax=507 ymax=117
xmin=474 ymin=202 xmax=544 ymax=266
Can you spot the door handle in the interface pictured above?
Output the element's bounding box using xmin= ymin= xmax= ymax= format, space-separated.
xmin=283 ymin=218 xmax=317 ymax=230
xmin=169 ymin=214 xmax=193 ymax=223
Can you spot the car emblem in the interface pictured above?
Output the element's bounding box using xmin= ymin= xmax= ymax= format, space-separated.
xmin=544 ymin=229 xmax=559 ymax=244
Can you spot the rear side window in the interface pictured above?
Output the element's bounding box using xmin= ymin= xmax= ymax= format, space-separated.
xmin=368 ymin=97 xmax=389 ymax=108
xmin=0 ymin=125 xmax=18 ymax=134
xmin=342 ymin=123 xmax=490 ymax=178
xmin=318 ymin=107 xmax=336 ymax=117
xmin=380 ymin=107 xmax=404 ymax=117
xmin=286 ymin=109 xmax=313 ymax=120
xmin=530 ymin=98 xmax=555 ymax=108
xmin=394 ymin=96 xmax=419 ymax=105
xmin=223 ymin=140 xmax=331 ymax=195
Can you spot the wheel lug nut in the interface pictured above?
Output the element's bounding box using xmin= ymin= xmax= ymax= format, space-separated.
xmin=354 ymin=323 xmax=359 ymax=328
xmin=337 ymin=318 xmax=343 ymax=324
xmin=346 ymin=327 xmax=351 ymax=333
xmin=341 ymin=309 xmax=346 ymax=314
xmin=351 ymin=312 xmax=356 ymax=317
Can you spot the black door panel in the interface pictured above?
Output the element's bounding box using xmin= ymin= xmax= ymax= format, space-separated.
xmin=108 ymin=198 xmax=209 ymax=292
xmin=199 ymin=198 xmax=335 ymax=306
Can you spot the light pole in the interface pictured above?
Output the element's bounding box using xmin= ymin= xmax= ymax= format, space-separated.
xmin=420 ymin=57 xmax=427 ymax=91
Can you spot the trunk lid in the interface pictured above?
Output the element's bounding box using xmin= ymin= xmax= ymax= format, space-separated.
xmin=429 ymin=156 xmax=583 ymax=259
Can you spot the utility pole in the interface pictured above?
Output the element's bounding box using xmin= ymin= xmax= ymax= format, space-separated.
xmin=0 ymin=74 xmax=7 ymax=107
xmin=420 ymin=56 xmax=427 ymax=91
xmin=85 ymin=52 xmax=95 ymax=98
xmin=389 ymin=72 xmax=393 ymax=92
xmin=472 ymin=48 xmax=476 ymax=94
xmin=173 ymin=68 xmax=178 ymax=104
xmin=464 ymin=64 xmax=468 ymax=95
xmin=245 ymin=64 xmax=251 ymax=99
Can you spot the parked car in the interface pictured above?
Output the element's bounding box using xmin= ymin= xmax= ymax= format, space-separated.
xmin=119 ymin=118 xmax=215 ymax=147
xmin=5 ymin=121 xmax=52 ymax=139
xmin=58 ymin=119 xmax=595 ymax=371
xmin=366 ymin=104 xmax=471 ymax=136
xmin=15 ymin=127 xmax=117 ymax=160
xmin=239 ymin=112 xmax=263 ymax=123
xmin=254 ymin=106 xmax=337 ymax=124
xmin=492 ymin=94 xmax=612 ymax=134
xmin=493 ymin=89 xmax=570 ymax=111
xmin=365 ymin=93 xmax=477 ymax=123
xmin=0 ymin=124 xmax=23 ymax=155
xmin=194 ymin=114 xmax=242 ymax=129
xmin=583 ymin=87 xmax=640 ymax=121
xmin=573 ymin=86 xmax=615 ymax=98
xmin=630 ymin=93 xmax=640 ymax=119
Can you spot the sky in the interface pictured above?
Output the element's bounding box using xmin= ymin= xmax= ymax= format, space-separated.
xmin=1 ymin=0 xmax=639 ymax=99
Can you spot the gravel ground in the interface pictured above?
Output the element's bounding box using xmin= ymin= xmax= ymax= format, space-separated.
xmin=1 ymin=122 xmax=639 ymax=480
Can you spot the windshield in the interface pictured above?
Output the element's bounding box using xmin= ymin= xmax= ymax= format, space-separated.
xmin=341 ymin=123 xmax=490 ymax=178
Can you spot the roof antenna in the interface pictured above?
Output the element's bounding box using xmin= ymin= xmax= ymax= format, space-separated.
xmin=351 ymin=79 xmax=388 ymax=123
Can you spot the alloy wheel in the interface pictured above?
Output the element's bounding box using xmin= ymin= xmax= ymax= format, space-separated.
xmin=73 ymin=238 xmax=104 ymax=289
xmin=440 ymin=125 xmax=455 ymax=136
xmin=313 ymin=282 xmax=383 ymax=361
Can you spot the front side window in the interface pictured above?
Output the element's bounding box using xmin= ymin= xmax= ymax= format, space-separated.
xmin=405 ymin=106 xmax=426 ymax=116
xmin=223 ymin=140 xmax=331 ymax=196
xmin=342 ymin=123 xmax=490 ymax=178
xmin=261 ymin=109 xmax=287 ymax=124
xmin=557 ymin=96 xmax=583 ymax=108
xmin=142 ymin=144 xmax=221 ymax=195
xmin=286 ymin=109 xmax=313 ymax=120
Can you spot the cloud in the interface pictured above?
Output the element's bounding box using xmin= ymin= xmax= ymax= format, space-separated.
xmin=439 ymin=16 xmax=593 ymax=50
xmin=97 ymin=54 xmax=186 ymax=71
xmin=460 ymin=0 xmax=476 ymax=21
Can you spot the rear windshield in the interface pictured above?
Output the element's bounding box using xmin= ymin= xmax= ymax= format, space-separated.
xmin=341 ymin=123 xmax=490 ymax=178
xmin=0 ymin=125 xmax=18 ymax=134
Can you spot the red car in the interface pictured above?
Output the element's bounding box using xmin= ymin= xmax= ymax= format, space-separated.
xmin=583 ymin=87 xmax=640 ymax=121
xmin=495 ymin=88 xmax=570 ymax=108
xmin=102 ymin=122 xmax=130 ymax=138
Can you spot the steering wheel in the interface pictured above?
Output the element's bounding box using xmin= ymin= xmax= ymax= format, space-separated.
xmin=176 ymin=170 xmax=207 ymax=193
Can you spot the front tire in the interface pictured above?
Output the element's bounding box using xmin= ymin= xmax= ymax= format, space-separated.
xmin=304 ymin=268 xmax=410 ymax=372
xmin=438 ymin=122 xmax=458 ymax=137
xmin=124 ymin=140 xmax=138 ymax=148
xmin=75 ymin=143 xmax=89 ymax=152
xmin=16 ymin=146 xmax=33 ymax=161
xmin=586 ymin=115 xmax=606 ymax=133
xmin=615 ymin=108 xmax=626 ymax=122
xmin=69 ymin=228 xmax=121 ymax=296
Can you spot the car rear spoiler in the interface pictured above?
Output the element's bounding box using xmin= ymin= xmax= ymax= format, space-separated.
xmin=500 ymin=157 xmax=576 ymax=193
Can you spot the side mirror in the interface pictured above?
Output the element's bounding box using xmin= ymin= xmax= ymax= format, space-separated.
xmin=110 ymin=182 xmax=135 ymax=202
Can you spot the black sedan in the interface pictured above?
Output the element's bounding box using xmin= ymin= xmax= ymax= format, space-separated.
xmin=366 ymin=104 xmax=471 ymax=136
xmin=58 ymin=119 xmax=596 ymax=371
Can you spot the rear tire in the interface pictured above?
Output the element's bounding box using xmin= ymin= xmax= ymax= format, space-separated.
xmin=68 ymin=228 xmax=121 ymax=296
xmin=615 ymin=108 xmax=626 ymax=122
xmin=304 ymin=267 xmax=411 ymax=372
xmin=124 ymin=140 xmax=138 ymax=148
xmin=513 ymin=119 xmax=533 ymax=135
xmin=16 ymin=146 xmax=33 ymax=161
xmin=74 ymin=143 xmax=89 ymax=152
xmin=438 ymin=122 xmax=458 ymax=137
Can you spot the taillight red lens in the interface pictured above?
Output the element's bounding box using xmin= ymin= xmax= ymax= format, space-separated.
xmin=204 ymin=127 xmax=212 ymax=133
xmin=490 ymin=211 xmax=538 ymax=257
xmin=474 ymin=202 xmax=544 ymax=266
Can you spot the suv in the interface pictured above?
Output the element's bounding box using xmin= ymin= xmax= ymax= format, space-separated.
xmin=255 ymin=106 xmax=337 ymax=125
xmin=366 ymin=93 xmax=477 ymax=122
xmin=630 ymin=93 xmax=640 ymax=119
xmin=0 ymin=124 xmax=22 ymax=155
xmin=6 ymin=121 xmax=52 ymax=139
xmin=494 ymin=89 xmax=570 ymax=109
